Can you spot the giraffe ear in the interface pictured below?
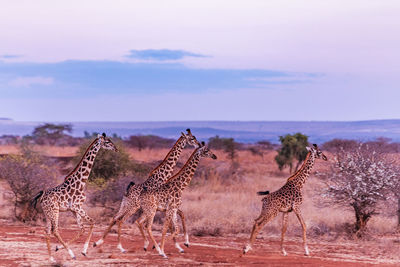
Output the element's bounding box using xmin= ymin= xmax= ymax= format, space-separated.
xmin=186 ymin=128 xmax=191 ymax=134
xmin=97 ymin=133 xmax=102 ymax=138
xmin=201 ymin=141 xmax=205 ymax=146
xmin=306 ymin=146 xmax=311 ymax=151
xmin=313 ymin=144 xmax=318 ymax=148
xmin=102 ymin=133 xmax=106 ymax=138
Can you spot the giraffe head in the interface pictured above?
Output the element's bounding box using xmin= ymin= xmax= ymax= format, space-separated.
xmin=197 ymin=141 xmax=217 ymax=160
xmin=97 ymin=133 xmax=118 ymax=152
xmin=182 ymin=128 xmax=201 ymax=148
xmin=306 ymin=144 xmax=327 ymax=161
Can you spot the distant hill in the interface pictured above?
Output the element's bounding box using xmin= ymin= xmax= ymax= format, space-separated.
xmin=0 ymin=120 xmax=400 ymax=144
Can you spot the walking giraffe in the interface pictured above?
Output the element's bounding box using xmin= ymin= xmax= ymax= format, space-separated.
xmin=30 ymin=133 xmax=118 ymax=261
xmin=137 ymin=142 xmax=217 ymax=258
xmin=243 ymin=144 xmax=327 ymax=256
xmin=93 ymin=129 xmax=200 ymax=252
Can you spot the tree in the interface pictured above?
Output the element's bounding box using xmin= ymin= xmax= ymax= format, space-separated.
xmin=274 ymin=133 xmax=308 ymax=173
xmin=126 ymin=135 xmax=174 ymax=151
xmin=318 ymin=143 xmax=398 ymax=236
xmin=208 ymin=135 xmax=237 ymax=161
xmin=32 ymin=123 xmax=72 ymax=145
xmin=0 ymin=144 xmax=58 ymax=220
xmin=74 ymin=138 xmax=133 ymax=186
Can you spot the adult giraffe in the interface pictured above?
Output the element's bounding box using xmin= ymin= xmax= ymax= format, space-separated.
xmin=93 ymin=129 xmax=200 ymax=252
xmin=30 ymin=133 xmax=118 ymax=261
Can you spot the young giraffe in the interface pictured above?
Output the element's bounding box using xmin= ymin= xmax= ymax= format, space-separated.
xmin=137 ymin=142 xmax=217 ymax=258
xmin=243 ymin=144 xmax=327 ymax=256
xmin=30 ymin=133 xmax=118 ymax=261
xmin=93 ymin=129 xmax=200 ymax=252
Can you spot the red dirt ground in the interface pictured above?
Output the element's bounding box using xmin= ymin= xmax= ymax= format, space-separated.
xmin=0 ymin=224 xmax=399 ymax=266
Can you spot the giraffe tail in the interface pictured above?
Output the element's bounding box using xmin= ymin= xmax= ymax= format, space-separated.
xmin=125 ymin=181 xmax=136 ymax=196
xmin=30 ymin=190 xmax=44 ymax=210
xmin=257 ymin=190 xmax=270 ymax=195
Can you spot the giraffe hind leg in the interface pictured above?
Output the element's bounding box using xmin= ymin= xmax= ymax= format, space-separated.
xmin=243 ymin=211 xmax=278 ymax=255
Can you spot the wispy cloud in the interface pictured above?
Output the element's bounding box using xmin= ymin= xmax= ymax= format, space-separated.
xmin=0 ymin=54 xmax=22 ymax=59
xmin=126 ymin=49 xmax=208 ymax=61
xmin=0 ymin=60 xmax=302 ymax=99
xmin=8 ymin=76 xmax=54 ymax=87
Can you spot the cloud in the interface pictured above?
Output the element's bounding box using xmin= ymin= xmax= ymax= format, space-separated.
xmin=0 ymin=60 xmax=314 ymax=99
xmin=8 ymin=76 xmax=54 ymax=87
xmin=0 ymin=54 xmax=22 ymax=59
xmin=126 ymin=49 xmax=208 ymax=61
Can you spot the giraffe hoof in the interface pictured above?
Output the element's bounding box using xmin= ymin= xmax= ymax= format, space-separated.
xmin=93 ymin=242 xmax=97 ymax=247
xmin=143 ymin=247 xmax=147 ymax=252
xmin=81 ymin=252 xmax=87 ymax=257
xmin=72 ymin=256 xmax=76 ymax=260
xmin=184 ymin=243 xmax=189 ymax=248
xmin=55 ymin=246 xmax=59 ymax=252
xmin=152 ymin=245 xmax=155 ymax=250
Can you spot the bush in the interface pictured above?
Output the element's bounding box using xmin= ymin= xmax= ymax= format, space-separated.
xmin=208 ymin=135 xmax=238 ymax=161
xmin=0 ymin=145 xmax=58 ymax=220
xmin=125 ymin=135 xmax=175 ymax=151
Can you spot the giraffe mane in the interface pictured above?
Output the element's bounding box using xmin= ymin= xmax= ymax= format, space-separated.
xmin=64 ymin=138 xmax=98 ymax=181
xmin=164 ymin=147 xmax=200 ymax=184
xmin=286 ymin=151 xmax=312 ymax=182
xmin=148 ymin=135 xmax=185 ymax=177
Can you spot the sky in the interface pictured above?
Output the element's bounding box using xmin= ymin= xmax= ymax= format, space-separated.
xmin=0 ymin=0 xmax=399 ymax=122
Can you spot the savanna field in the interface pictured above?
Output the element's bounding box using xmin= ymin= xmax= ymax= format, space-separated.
xmin=0 ymin=142 xmax=399 ymax=266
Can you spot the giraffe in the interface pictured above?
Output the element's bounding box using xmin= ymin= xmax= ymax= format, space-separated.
xmin=93 ymin=129 xmax=200 ymax=252
xmin=29 ymin=133 xmax=118 ymax=262
xmin=242 ymin=144 xmax=327 ymax=256
xmin=137 ymin=142 xmax=217 ymax=258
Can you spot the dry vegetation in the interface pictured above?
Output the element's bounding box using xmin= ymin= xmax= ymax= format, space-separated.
xmin=0 ymin=144 xmax=399 ymax=265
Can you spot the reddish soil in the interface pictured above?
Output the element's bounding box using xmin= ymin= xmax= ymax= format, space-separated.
xmin=0 ymin=224 xmax=398 ymax=266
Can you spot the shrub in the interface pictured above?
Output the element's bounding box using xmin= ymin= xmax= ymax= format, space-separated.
xmin=0 ymin=145 xmax=58 ymax=220
xmin=275 ymin=133 xmax=308 ymax=173
xmin=125 ymin=135 xmax=175 ymax=150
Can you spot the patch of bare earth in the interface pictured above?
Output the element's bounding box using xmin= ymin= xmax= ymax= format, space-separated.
xmin=0 ymin=224 xmax=398 ymax=266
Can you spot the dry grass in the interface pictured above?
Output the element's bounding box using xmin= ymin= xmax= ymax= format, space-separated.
xmin=0 ymin=145 xmax=398 ymax=242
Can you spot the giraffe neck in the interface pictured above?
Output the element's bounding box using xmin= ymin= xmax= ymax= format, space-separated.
xmin=286 ymin=152 xmax=315 ymax=188
xmin=165 ymin=148 xmax=201 ymax=192
xmin=64 ymin=138 xmax=101 ymax=186
xmin=144 ymin=135 xmax=187 ymax=187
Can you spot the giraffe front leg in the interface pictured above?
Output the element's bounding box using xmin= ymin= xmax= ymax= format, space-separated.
xmin=93 ymin=214 xmax=120 ymax=248
xmin=294 ymin=209 xmax=309 ymax=256
xmin=280 ymin=212 xmax=289 ymax=256
xmin=78 ymin=210 xmax=95 ymax=256
xmin=55 ymin=212 xmax=85 ymax=252
xmin=177 ymin=209 xmax=189 ymax=247
xmin=160 ymin=213 xmax=172 ymax=258
xmin=135 ymin=220 xmax=149 ymax=251
xmin=117 ymin=206 xmax=139 ymax=253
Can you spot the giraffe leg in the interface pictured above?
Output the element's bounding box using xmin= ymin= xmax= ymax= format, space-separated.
xmin=55 ymin=212 xmax=85 ymax=252
xmin=170 ymin=209 xmax=184 ymax=253
xmin=280 ymin=212 xmax=289 ymax=256
xmin=93 ymin=213 xmax=122 ymax=248
xmin=44 ymin=220 xmax=55 ymax=262
xmin=160 ymin=211 xmax=172 ymax=257
xmin=135 ymin=220 xmax=149 ymax=251
xmin=116 ymin=206 xmax=140 ymax=253
xmin=50 ymin=213 xmax=76 ymax=260
xmin=177 ymin=209 xmax=189 ymax=247
xmin=76 ymin=209 xmax=95 ymax=256
xmin=243 ymin=211 xmax=277 ymax=255
xmin=294 ymin=209 xmax=309 ymax=256
xmin=139 ymin=210 xmax=166 ymax=258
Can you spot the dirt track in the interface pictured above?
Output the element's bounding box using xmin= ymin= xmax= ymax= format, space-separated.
xmin=0 ymin=224 xmax=399 ymax=266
